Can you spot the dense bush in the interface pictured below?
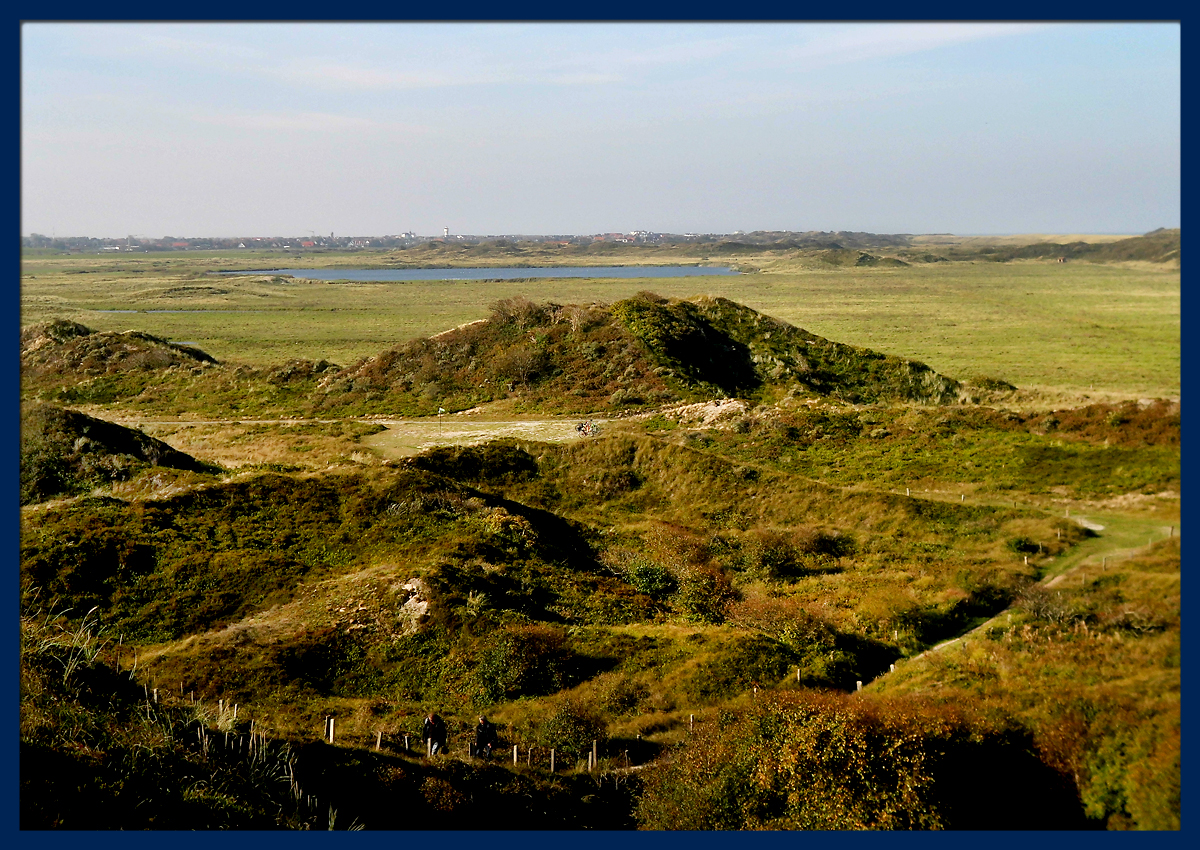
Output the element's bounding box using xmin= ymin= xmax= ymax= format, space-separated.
xmin=526 ymin=697 xmax=608 ymax=763
xmin=637 ymin=692 xmax=1090 ymax=829
xmin=408 ymin=441 xmax=539 ymax=485
xmin=742 ymin=527 xmax=854 ymax=579
xmin=683 ymin=634 xmax=800 ymax=702
xmin=672 ymin=566 xmax=737 ymax=624
xmin=469 ymin=624 xmax=575 ymax=705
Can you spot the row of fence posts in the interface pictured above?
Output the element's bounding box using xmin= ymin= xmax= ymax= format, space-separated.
xmin=317 ymin=722 xmax=605 ymax=774
xmin=148 ymin=680 xmax=941 ymax=779
xmin=143 ymin=684 xmax=243 ymax=725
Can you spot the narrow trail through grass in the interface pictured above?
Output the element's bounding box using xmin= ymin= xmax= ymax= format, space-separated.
xmin=898 ymin=514 xmax=1177 ymax=665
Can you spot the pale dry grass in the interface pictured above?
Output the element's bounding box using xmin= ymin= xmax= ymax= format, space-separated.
xmin=117 ymin=420 xmax=378 ymax=470
xmin=360 ymin=416 xmax=593 ymax=459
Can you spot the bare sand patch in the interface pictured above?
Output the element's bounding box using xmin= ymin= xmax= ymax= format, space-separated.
xmin=361 ymin=417 xmax=602 ymax=458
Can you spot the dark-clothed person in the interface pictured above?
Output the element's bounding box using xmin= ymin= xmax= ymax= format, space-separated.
xmin=474 ymin=715 xmax=498 ymax=759
xmin=423 ymin=712 xmax=447 ymax=755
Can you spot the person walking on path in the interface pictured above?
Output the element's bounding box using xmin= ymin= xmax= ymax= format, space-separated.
xmin=474 ymin=715 xmax=498 ymax=760
xmin=423 ymin=711 xmax=447 ymax=756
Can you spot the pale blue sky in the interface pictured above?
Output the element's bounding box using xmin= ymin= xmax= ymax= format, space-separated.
xmin=21 ymin=22 xmax=1180 ymax=237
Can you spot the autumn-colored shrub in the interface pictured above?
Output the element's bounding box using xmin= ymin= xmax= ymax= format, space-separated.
xmin=637 ymin=692 xmax=1087 ymax=830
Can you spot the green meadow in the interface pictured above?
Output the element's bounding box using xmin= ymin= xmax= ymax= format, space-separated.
xmin=21 ymin=251 xmax=1179 ymax=401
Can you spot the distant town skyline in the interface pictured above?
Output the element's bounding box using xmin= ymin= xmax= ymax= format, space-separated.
xmin=22 ymin=22 xmax=1180 ymax=238
xmin=21 ymin=227 xmax=1161 ymax=246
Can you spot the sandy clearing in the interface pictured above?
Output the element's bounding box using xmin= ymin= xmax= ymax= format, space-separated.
xmin=362 ymin=417 xmax=604 ymax=458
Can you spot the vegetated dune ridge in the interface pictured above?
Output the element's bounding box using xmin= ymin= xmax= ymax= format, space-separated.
xmin=20 ymin=401 xmax=219 ymax=505
xmin=19 ymin=289 xmax=1179 ymax=828
xmin=905 ymin=228 xmax=1180 ymax=264
xmin=368 ymin=227 xmax=1178 ymax=267
xmin=315 ymin=292 xmax=966 ymax=416
xmin=21 ymin=318 xmax=218 ymax=379
xmin=20 ymin=293 xmax=974 ymax=423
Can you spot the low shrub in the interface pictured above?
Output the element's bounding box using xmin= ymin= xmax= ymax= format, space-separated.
xmin=637 ymin=692 xmax=1089 ymax=829
xmin=527 ymin=698 xmax=607 ymax=762
xmin=683 ymin=634 xmax=799 ymax=703
xmin=469 ymin=625 xmax=574 ymax=705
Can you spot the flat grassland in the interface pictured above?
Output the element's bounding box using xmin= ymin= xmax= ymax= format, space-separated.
xmin=21 ymin=248 xmax=1179 ymax=403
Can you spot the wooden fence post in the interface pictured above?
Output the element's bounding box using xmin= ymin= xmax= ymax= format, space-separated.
xmin=689 ymin=714 xmax=694 ymax=732
xmin=328 ymin=717 xmax=335 ymax=746
xmin=152 ymin=688 xmax=158 ymax=703
xmin=376 ymin=731 xmax=382 ymax=751
xmin=592 ymin=740 xmax=598 ymax=772
xmin=550 ymin=749 xmax=555 ymax=773
xmin=513 ymin=745 xmax=519 ymax=765
xmin=404 ymin=734 xmax=409 ymax=751
xmin=856 ymin=681 xmax=863 ymax=691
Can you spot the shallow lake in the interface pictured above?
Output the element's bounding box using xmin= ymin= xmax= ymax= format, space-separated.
xmin=222 ymin=265 xmax=740 ymax=282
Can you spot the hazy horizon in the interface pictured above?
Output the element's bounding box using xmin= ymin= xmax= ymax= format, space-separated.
xmin=22 ymin=22 xmax=1180 ymax=238
xmin=20 ymin=228 xmax=1162 ymax=241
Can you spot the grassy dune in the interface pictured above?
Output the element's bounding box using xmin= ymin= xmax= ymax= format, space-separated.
xmin=19 ymin=239 xmax=1180 ymax=830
